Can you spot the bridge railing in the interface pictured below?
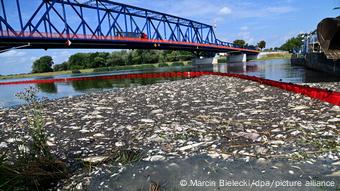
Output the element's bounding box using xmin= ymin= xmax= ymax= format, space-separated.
xmin=215 ymin=39 xmax=258 ymax=50
xmin=0 ymin=30 xmax=260 ymax=53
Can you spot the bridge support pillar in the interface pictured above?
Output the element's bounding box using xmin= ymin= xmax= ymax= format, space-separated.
xmin=192 ymin=54 xmax=219 ymax=65
xmin=228 ymin=53 xmax=247 ymax=63
xmin=247 ymin=54 xmax=259 ymax=61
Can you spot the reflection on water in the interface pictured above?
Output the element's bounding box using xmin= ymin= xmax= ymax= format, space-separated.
xmin=70 ymin=77 xmax=180 ymax=91
xmin=0 ymin=77 xmax=189 ymax=107
xmin=36 ymin=83 xmax=58 ymax=93
xmin=207 ymin=59 xmax=340 ymax=83
xmin=0 ymin=59 xmax=339 ymax=108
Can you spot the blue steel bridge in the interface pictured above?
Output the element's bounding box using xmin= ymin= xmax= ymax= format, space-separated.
xmin=0 ymin=0 xmax=259 ymax=55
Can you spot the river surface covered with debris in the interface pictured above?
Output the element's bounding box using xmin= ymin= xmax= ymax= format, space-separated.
xmin=0 ymin=75 xmax=339 ymax=190
xmin=1 ymin=59 xmax=340 ymax=108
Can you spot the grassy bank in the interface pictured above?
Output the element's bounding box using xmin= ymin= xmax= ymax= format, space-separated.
xmin=216 ymin=52 xmax=291 ymax=64
xmin=0 ymin=61 xmax=191 ymax=80
xmin=256 ymin=52 xmax=291 ymax=61
xmin=0 ymin=69 xmax=94 ymax=80
xmin=93 ymin=61 xmax=190 ymax=72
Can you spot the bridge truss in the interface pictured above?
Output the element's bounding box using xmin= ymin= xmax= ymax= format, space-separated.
xmin=0 ymin=0 xmax=259 ymax=53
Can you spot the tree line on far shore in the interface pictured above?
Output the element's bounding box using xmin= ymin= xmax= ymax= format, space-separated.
xmin=32 ymin=40 xmax=267 ymax=74
xmin=232 ymin=34 xmax=305 ymax=53
xmin=31 ymin=34 xmax=303 ymax=74
xmin=32 ymin=50 xmax=194 ymax=73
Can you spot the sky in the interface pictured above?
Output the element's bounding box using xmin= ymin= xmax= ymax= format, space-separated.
xmin=0 ymin=0 xmax=339 ymax=75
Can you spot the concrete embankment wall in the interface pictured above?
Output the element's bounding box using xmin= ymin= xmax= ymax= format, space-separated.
xmin=257 ymin=51 xmax=289 ymax=59
xmin=305 ymin=53 xmax=340 ymax=76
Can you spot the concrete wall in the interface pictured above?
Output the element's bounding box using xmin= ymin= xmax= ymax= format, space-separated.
xmin=247 ymin=54 xmax=259 ymax=61
xmin=229 ymin=53 xmax=247 ymax=63
xmin=306 ymin=53 xmax=340 ymax=76
xmin=193 ymin=52 xmax=260 ymax=65
xmin=257 ymin=51 xmax=289 ymax=59
xmin=192 ymin=56 xmax=219 ymax=65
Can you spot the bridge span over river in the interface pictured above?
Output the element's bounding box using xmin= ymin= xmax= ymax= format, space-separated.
xmin=0 ymin=0 xmax=259 ymax=61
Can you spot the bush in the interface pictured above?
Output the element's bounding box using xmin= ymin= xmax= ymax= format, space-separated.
xmin=93 ymin=64 xmax=156 ymax=73
xmin=139 ymin=64 xmax=156 ymax=69
xmin=218 ymin=58 xmax=228 ymax=63
xmin=72 ymin=70 xmax=81 ymax=74
xmin=93 ymin=67 xmax=112 ymax=72
xmin=171 ymin=61 xmax=185 ymax=66
xmin=32 ymin=56 xmax=54 ymax=73
xmin=158 ymin=63 xmax=169 ymax=67
xmin=0 ymin=87 xmax=68 ymax=190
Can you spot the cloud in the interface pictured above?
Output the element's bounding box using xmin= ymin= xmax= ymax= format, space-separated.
xmin=240 ymin=26 xmax=249 ymax=31
xmin=265 ymin=6 xmax=296 ymax=14
xmin=0 ymin=50 xmax=26 ymax=58
xmin=236 ymin=26 xmax=254 ymax=44
xmin=219 ymin=7 xmax=232 ymax=15
xmin=30 ymin=56 xmax=37 ymax=61
xmin=237 ymin=31 xmax=254 ymax=44
xmin=236 ymin=5 xmax=297 ymax=18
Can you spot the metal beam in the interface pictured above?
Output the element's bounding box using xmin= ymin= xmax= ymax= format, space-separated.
xmin=0 ymin=0 xmax=258 ymax=52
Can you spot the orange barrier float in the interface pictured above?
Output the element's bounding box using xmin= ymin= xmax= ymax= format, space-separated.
xmin=0 ymin=71 xmax=339 ymax=106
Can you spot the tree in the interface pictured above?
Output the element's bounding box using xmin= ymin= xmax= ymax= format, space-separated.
xmin=68 ymin=53 xmax=89 ymax=70
xmin=280 ymin=34 xmax=304 ymax=52
xmin=126 ymin=51 xmax=133 ymax=65
xmin=93 ymin=57 xmax=106 ymax=68
xmin=257 ymin=40 xmax=266 ymax=50
xmin=37 ymin=83 xmax=57 ymax=93
xmin=53 ymin=62 xmax=69 ymax=71
xmin=47 ymin=49 xmax=195 ymax=72
xmin=107 ymin=52 xmax=125 ymax=66
xmin=233 ymin=39 xmax=246 ymax=47
xmin=32 ymin=56 xmax=53 ymax=73
xmin=144 ymin=50 xmax=159 ymax=64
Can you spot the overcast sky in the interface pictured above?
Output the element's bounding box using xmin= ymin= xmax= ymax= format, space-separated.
xmin=0 ymin=0 xmax=338 ymax=75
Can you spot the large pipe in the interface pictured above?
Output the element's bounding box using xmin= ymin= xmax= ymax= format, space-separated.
xmin=317 ymin=17 xmax=340 ymax=59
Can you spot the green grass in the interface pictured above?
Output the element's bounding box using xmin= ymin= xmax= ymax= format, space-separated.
xmin=93 ymin=61 xmax=191 ymax=72
xmin=218 ymin=57 xmax=228 ymax=63
xmin=0 ymin=69 xmax=94 ymax=80
xmin=158 ymin=63 xmax=170 ymax=67
xmin=93 ymin=64 xmax=157 ymax=72
xmin=0 ymin=156 xmax=68 ymax=190
xmin=0 ymin=61 xmax=192 ymax=80
xmin=171 ymin=61 xmax=185 ymax=66
xmin=111 ymin=149 xmax=144 ymax=165
xmin=0 ymin=87 xmax=68 ymax=191
xmin=256 ymin=52 xmax=292 ymax=61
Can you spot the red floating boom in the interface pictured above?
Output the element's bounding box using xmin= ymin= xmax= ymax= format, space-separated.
xmin=0 ymin=72 xmax=339 ymax=106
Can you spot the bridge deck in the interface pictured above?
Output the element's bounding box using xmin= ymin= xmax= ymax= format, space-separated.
xmin=0 ymin=0 xmax=259 ymax=54
xmin=0 ymin=31 xmax=259 ymax=53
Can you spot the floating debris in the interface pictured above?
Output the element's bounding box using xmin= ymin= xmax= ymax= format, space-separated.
xmin=0 ymin=75 xmax=338 ymax=190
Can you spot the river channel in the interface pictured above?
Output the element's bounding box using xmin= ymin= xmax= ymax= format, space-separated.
xmin=0 ymin=59 xmax=339 ymax=108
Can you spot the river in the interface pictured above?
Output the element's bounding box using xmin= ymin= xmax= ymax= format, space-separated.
xmin=0 ymin=59 xmax=339 ymax=108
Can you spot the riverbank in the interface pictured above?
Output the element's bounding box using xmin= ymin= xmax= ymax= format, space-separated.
xmin=256 ymin=52 xmax=291 ymax=61
xmin=216 ymin=52 xmax=291 ymax=63
xmin=0 ymin=75 xmax=339 ymax=190
xmin=0 ymin=61 xmax=191 ymax=80
xmin=300 ymin=82 xmax=340 ymax=92
xmin=0 ymin=69 xmax=95 ymax=80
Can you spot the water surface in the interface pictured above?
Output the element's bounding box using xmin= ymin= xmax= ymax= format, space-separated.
xmin=0 ymin=59 xmax=339 ymax=108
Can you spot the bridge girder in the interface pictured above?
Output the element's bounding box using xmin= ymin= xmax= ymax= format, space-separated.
xmin=0 ymin=0 xmax=258 ymax=53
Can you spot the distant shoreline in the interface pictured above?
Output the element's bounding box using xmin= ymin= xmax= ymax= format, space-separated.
xmin=0 ymin=55 xmax=292 ymax=80
xmin=0 ymin=61 xmax=191 ymax=80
